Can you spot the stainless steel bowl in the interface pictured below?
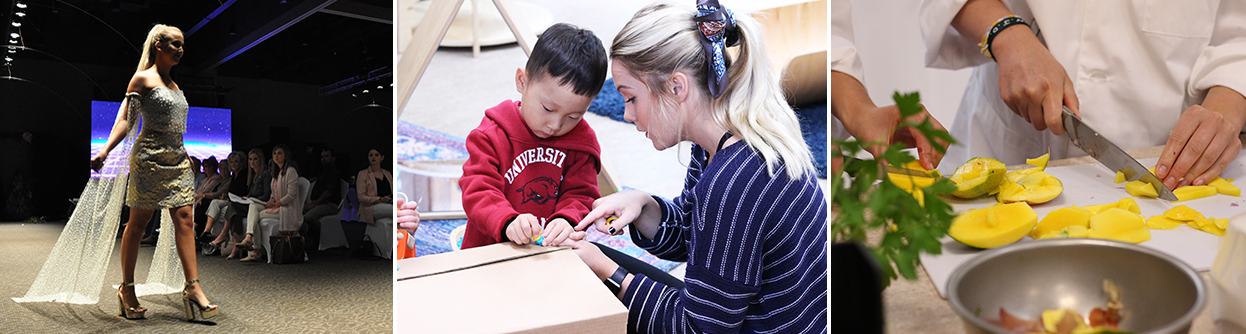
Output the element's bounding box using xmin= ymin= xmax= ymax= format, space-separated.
xmin=947 ymin=239 xmax=1205 ymax=334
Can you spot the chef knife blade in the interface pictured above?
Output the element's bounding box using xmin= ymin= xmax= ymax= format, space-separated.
xmin=1062 ymin=106 xmax=1177 ymax=201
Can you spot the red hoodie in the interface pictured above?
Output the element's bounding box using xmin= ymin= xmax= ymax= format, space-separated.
xmin=460 ymin=100 xmax=601 ymax=249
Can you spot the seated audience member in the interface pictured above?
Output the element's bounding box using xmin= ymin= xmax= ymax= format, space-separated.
xmin=202 ymin=151 xmax=247 ymax=254
xmin=301 ymin=148 xmax=341 ymax=251
xmin=357 ymin=149 xmax=393 ymax=226
xmin=226 ymin=148 xmax=272 ymax=260
xmin=237 ymin=144 xmax=302 ymax=262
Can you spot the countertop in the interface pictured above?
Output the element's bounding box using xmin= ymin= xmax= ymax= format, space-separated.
xmin=881 ymin=145 xmax=1219 ymax=333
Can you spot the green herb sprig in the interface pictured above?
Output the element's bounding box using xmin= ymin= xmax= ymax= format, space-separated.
xmin=831 ymin=91 xmax=959 ymax=288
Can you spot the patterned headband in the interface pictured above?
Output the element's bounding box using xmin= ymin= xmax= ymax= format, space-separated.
xmin=693 ymin=0 xmax=739 ymax=99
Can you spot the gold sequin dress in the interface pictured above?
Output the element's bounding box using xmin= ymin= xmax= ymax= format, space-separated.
xmin=126 ymin=86 xmax=195 ymax=209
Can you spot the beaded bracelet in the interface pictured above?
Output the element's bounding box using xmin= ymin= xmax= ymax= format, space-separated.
xmin=979 ymin=15 xmax=1029 ymax=60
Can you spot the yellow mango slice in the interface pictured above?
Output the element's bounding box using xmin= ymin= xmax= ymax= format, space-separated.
xmin=1088 ymin=208 xmax=1151 ymax=243
xmin=1125 ymin=180 xmax=1159 ymax=198
xmin=1042 ymin=309 xmax=1088 ymax=333
xmin=997 ymin=170 xmax=1063 ymax=205
xmin=949 ymin=202 xmax=1039 ymax=249
xmin=1146 ymin=215 xmax=1185 ymax=230
xmin=1164 ymin=205 xmax=1206 ymax=221
xmin=900 ymin=160 xmax=942 ymax=178
xmin=1174 ymin=185 xmax=1217 ymax=202
xmin=1215 ymin=217 xmax=1229 ymax=229
xmin=1114 ymin=171 xmax=1127 ymax=184
xmin=948 ymin=158 xmax=1007 ymax=199
xmin=1031 ymin=206 xmax=1092 ymax=239
xmin=888 ymin=173 xmax=934 ymax=207
xmin=1038 ymin=225 xmax=1091 ymax=239
xmin=1209 ymin=177 xmax=1240 ymax=197
xmin=1027 ymin=153 xmax=1050 ymax=171
xmin=1081 ymin=198 xmax=1141 ymax=215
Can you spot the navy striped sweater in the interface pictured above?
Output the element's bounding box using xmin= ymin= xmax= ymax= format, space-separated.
xmin=625 ymin=142 xmax=828 ymax=333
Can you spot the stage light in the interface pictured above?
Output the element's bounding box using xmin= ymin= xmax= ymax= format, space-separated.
xmin=7 ymin=49 xmax=15 ymax=54
xmin=16 ymin=3 xmax=27 ymax=9
xmin=11 ymin=22 xmax=20 ymax=27
xmin=8 ymin=40 xmax=16 ymax=44
xmin=9 ymin=32 xmax=18 ymax=38
xmin=377 ymin=85 xmax=383 ymax=89
xmin=14 ymin=12 xmax=25 ymax=17
xmin=4 ymin=56 xmax=11 ymax=62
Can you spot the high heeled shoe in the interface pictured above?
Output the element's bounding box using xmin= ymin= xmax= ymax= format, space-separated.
xmin=182 ymin=279 xmax=219 ymax=321
xmin=240 ymin=251 xmax=263 ymax=262
xmin=117 ymin=282 xmax=146 ymax=320
xmin=235 ymin=239 xmax=254 ymax=251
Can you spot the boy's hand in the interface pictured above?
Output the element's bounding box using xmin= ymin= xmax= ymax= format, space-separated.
xmin=541 ymin=218 xmax=579 ymax=247
xmin=396 ymin=197 xmax=420 ymax=235
xmin=506 ymin=214 xmax=541 ymax=245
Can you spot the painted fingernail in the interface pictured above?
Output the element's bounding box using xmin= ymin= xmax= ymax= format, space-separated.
xmin=1156 ymin=165 xmax=1168 ymax=178
xmin=608 ymin=227 xmax=616 ymax=234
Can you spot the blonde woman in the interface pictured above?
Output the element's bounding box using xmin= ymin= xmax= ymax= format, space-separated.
xmin=89 ymin=24 xmax=218 ymax=320
xmin=357 ymin=148 xmax=394 ymax=225
xmin=570 ymin=1 xmax=827 ymax=332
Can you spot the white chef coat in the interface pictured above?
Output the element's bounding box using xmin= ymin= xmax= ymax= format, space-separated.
xmin=920 ymin=0 xmax=1246 ymax=170
xmin=831 ymin=0 xmax=863 ymax=141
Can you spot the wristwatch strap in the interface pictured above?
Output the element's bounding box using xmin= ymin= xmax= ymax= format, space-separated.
xmin=604 ymin=266 xmax=628 ymax=296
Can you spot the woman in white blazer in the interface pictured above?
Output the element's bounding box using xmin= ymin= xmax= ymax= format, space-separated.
xmin=922 ymin=0 xmax=1246 ymax=190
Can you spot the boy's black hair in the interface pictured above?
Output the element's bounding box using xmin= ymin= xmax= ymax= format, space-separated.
xmin=526 ymin=23 xmax=609 ymax=97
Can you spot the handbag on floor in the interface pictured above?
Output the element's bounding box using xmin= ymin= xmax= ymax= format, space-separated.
xmin=270 ymin=234 xmax=306 ymax=264
xmin=354 ymin=234 xmax=378 ymax=259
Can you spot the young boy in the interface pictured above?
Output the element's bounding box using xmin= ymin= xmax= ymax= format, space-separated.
xmin=459 ymin=23 xmax=608 ymax=250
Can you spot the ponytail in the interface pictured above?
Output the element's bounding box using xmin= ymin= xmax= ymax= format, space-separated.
xmin=612 ymin=2 xmax=815 ymax=180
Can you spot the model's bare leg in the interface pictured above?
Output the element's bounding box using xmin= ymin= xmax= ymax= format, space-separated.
xmin=120 ymin=208 xmax=155 ymax=311
xmin=169 ymin=205 xmax=211 ymax=306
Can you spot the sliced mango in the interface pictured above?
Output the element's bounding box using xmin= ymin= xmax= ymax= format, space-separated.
xmin=1038 ymin=225 xmax=1091 ymax=239
xmin=900 ymin=160 xmax=942 ymax=178
xmin=1114 ymin=171 xmax=1127 ymax=184
xmin=1081 ymin=198 xmax=1141 ymax=215
xmin=948 ymin=157 xmax=1007 ymax=199
xmin=949 ymin=202 xmax=1039 ymax=249
xmin=1087 ymin=208 xmax=1151 ymax=243
xmin=997 ymin=170 xmax=1064 ymax=205
xmin=1164 ymin=205 xmax=1206 ymax=221
xmin=1027 ymin=153 xmax=1050 ymax=171
xmin=1146 ymin=215 xmax=1185 ymax=230
xmin=1125 ymin=180 xmax=1159 ymax=198
xmin=1042 ymin=309 xmax=1088 ymax=333
xmin=887 ymin=173 xmax=934 ymax=207
xmin=1209 ymin=177 xmax=1241 ymax=197
xmin=1031 ymin=206 xmax=1092 ymax=239
xmin=1173 ymin=185 xmax=1217 ymax=202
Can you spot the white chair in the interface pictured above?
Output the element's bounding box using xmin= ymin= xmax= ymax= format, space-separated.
xmin=259 ymin=177 xmax=311 ymax=263
xmin=365 ymin=204 xmax=394 ymax=259
xmin=318 ymin=180 xmax=351 ymax=250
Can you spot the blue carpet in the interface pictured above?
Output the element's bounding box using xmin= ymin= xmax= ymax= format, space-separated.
xmin=590 ymin=78 xmax=828 ymax=178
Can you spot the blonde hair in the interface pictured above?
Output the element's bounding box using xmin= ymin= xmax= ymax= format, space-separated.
xmin=136 ymin=24 xmax=181 ymax=73
xmin=611 ymin=2 xmax=814 ymax=180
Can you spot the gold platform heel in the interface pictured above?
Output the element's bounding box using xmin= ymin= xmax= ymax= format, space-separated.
xmin=181 ymin=279 xmax=219 ymax=321
xmin=117 ymin=282 xmax=146 ymax=320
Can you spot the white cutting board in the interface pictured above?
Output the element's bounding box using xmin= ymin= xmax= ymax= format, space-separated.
xmin=920 ymin=156 xmax=1246 ymax=298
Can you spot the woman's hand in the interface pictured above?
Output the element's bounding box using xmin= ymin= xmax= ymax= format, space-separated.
xmin=576 ymin=190 xmax=651 ymax=236
xmin=569 ymin=240 xmax=619 ymax=281
xmin=1156 ymin=104 xmax=1244 ymax=189
xmin=396 ymin=197 xmax=420 ymax=234
xmin=541 ymin=218 xmax=585 ymax=247
xmin=991 ymin=26 xmax=1080 ymax=135
xmin=91 ymin=151 xmax=108 ymax=173
xmin=845 ymin=104 xmax=949 ymax=170
xmin=381 ymin=195 xmax=393 ymax=204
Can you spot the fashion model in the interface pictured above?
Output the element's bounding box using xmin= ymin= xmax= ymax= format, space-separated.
xmin=93 ymin=23 xmax=219 ymax=321
xmin=13 ymin=24 xmax=218 ymax=322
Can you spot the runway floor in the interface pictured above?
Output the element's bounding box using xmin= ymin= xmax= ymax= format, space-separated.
xmin=0 ymin=220 xmax=392 ymax=333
